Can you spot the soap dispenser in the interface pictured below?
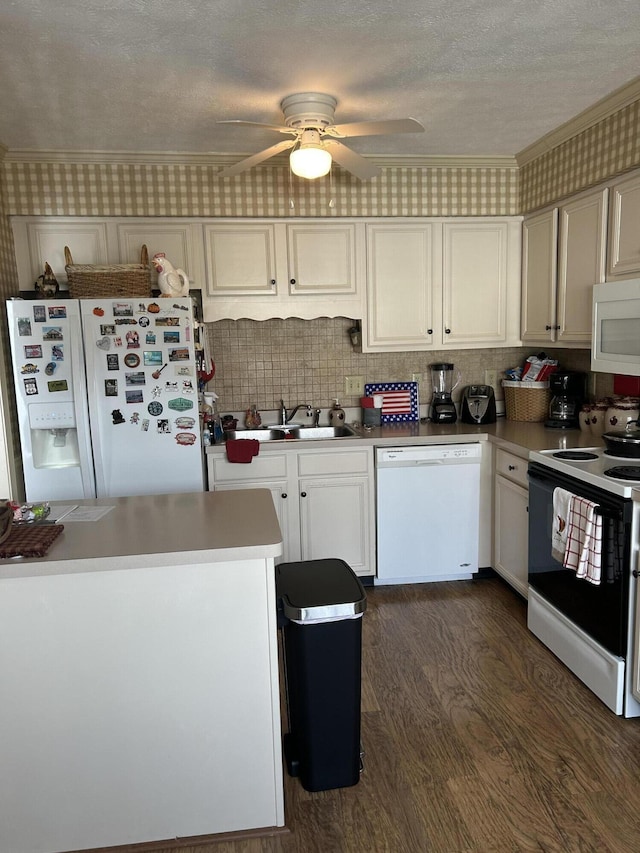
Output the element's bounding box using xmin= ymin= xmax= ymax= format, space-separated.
xmin=328 ymin=398 xmax=346 ymax=427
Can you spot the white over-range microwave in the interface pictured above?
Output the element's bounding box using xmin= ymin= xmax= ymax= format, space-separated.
xmin=592 ymin=278 xmax=640 ymax=376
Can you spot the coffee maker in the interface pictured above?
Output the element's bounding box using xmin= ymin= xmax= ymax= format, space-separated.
xmin=545 ymin=371 xmax=587 ymax=429
xmin=429 ymin=362 xmax=460 ymax=423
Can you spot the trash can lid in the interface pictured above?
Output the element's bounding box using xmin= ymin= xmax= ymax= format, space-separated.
xmin=276 ymin=558 xmax=367 ymax=623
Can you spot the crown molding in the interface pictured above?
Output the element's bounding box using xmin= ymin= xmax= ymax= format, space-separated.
xmin=516 ymin=75 xmax=640 ymax=167
xmin=3 ymin=148 xmax=517 ymax=170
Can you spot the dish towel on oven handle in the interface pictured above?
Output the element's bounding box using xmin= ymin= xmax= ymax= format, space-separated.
xmin=563 ymin=495 xmax=603 ymax=584
xmin=552 ymin=487 xmax=573 ymax=563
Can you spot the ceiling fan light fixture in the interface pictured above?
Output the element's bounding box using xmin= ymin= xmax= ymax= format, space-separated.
xmin=289 ymin=129 xmax=332 ymax=179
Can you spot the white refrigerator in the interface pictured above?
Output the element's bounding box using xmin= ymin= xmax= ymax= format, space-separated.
xmin=7 ymin=297 xmax=204 ymax=501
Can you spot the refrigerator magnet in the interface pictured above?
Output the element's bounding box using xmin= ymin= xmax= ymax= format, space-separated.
xmin=47 ymin=380 xmax=68 ymax=392
xmin=157 ymin=419 xmax=171 ymax=434
xmin=113 ymin=303 xmax=133 ymax=318
xmin=100 ymin=324 xmax=116 ymax=336
xmin=145 ymin=332 xmax=156 ymax=344
xmin=138 ymin=316 xmax=150 ymax=328
xmin=125 ymin=390 xmax=143 ymax=404
xmin=106 ymin=354 xmax=119 ymax=371
xmin=130 ymin=412 xmax=140 ymax=425
xmin=33 ymin=305 xmax=46 ymax=322
xmin=124 ymin=353 xmax=140 ymax=368
xmin=24 ymin=344 xmax=42 ymax=358
xmin=105 ymin=379 xmax=118 ymax=397
xmin=167 ymin=397 xmax=193 ymax=411
xmin=17 ymin=318 xmax=32 ymax=336
xmin=44 ymin=362 xmax=56 ymax=376
xmin=148 ymin=401 xmax=163 ymax=416
xmin=125 ymin=371 xmax=145 ymax=386
xmin=141 ymin=418 xmax=150 ymax=431
xmin=21 ymin=363 xmax=39 ymax=374
xmin=51 ymin=345 xmax=63 ymax=361
xmin=182 ymin=380 xmax=195 ymax=393
xmin=125 ymin=330 xmax=140 ymax=348
xmin=42 ymin=327 xmax=63 ymax=341
xmin=168 ymin=347 xmax=189 ymax=362
xmin=47 ymin=306 xmax=67 ymax=319
xmin=92 ymin=307 xmax=105 ymax=317
xmin=96 ymin=336 xmax=111 ymax=351
xmin=163 ymin=330 xmax=180 ymax=344
xmin=176 ymin=432 xmax=196 ymax=446
xmin=111 ymin=409 xmax=125 ymax=424
xmin=24 ymin=377 xmax=38 ymax=395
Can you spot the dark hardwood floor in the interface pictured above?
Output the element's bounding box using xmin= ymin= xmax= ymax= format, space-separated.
xmin=158 ymin=578 xmax=640 ymax=853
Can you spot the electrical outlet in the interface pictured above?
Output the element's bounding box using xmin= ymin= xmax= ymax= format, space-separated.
xmin=484 ymin=369 xmax=498 ymax=389
xmin=345 ymin=375 xmax=364 ymax=396
xmin=411 ymin=372 xmax=423 ymax=385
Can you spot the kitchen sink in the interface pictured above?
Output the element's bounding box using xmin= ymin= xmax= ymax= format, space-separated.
xmin=224 ymin=425 xmax=358 ymax=442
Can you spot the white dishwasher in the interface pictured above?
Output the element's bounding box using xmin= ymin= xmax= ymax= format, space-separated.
xmin=375 ymin=444 xmax=481 ymax=585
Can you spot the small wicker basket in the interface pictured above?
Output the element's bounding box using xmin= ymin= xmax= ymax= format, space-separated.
xmin=503 ymin=380 xmax=551 ymax=422
xmin=64 ymin=245 xmax=151 ymax=298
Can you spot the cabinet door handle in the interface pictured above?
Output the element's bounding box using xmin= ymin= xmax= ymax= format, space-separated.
xmin=545 ymin=324 xmax=552 ymax=330
xmin=300 ymin=491 xmax=307 ymax=498
xmin=270 ymin=279 xmax=276 ymax=286
xmin=554 ymin=324 xmax=561 ymax=330
xmin=508 ymin=464 xmax=517 ymax=471
xmin=445 ymin=328 xmax=451 ymax=335
xmin=281 ymin=492 xmax=287 ymax=499
xmin=290 ymin=278 xmax=296 ymax=285
xmin=427 ymin=328 xmax=433 ymax=335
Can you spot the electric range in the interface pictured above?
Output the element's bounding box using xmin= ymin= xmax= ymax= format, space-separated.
xmin=529 ymin=446 xmax=640 ymax=498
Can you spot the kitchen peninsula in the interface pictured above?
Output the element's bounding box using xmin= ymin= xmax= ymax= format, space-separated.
xmin=0 ymin=490 xmax=285 ymax=853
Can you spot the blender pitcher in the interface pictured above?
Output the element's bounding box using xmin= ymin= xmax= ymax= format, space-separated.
xmin=429 ymin=362 xmax=460 ymax=423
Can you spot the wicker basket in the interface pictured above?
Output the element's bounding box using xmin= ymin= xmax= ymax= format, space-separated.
xmin=503 ymin=380 xmax=551 ymax=422
xmin=64 ymin=245 xmax=151 ymax=298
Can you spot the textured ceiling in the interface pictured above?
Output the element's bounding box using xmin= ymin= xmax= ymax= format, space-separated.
xmin=0 ymin=0 xmax=639 ymax=159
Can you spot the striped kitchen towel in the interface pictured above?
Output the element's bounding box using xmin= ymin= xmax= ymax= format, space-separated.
xmin=563 ymin=496 xmax=603 ymax=584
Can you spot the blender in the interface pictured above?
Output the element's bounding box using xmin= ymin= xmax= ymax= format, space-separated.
xmin=429 ymin=363 xmax=460 ymax=423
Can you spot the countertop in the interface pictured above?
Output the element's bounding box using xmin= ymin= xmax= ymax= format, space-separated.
xmin=0 ymin=489 xmax=283 ymax=579
xmin=208 ymin=419 xmax=600 ymax=458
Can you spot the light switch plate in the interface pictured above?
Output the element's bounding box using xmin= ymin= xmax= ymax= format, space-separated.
xmin=345 ymin=375 xmax=364 ymax=396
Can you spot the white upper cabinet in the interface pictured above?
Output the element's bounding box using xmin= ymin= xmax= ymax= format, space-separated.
xmin=607 ymin=172 xmax=640 ymax=279
xmin=364 ymin=218 xmax=521 ymax=352
xmin=521 ymin=208 xmax=558 ymax=343
xmin=115 ymin=220 xmax=205 ymax=290
xmin=203 ymin=223 xmax=278 ymax=297
xmin=521 ymin=187 xmax=607 ymax=347
xmin=557 ymin=188 xmax=607 ymax=343
xmin=202 ymin=220 xmax=364 ymax=321
xmin=442 ymin=221 xmax=520 ymax=347
xmin=12 ymin=218 xmax=109 ymax=288
xmin=365 ymin=223 xmax=439 ymax=351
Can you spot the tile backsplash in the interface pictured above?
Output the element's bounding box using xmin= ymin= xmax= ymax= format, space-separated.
xmin=205 ymin=316 xmax=594 ymax=415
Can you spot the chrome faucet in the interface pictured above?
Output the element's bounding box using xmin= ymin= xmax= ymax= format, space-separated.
xmin=279 ymin=400 xmax=313 ymax=425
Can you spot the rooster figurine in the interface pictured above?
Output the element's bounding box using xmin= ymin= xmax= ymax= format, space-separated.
xmin=152 ymin=253 xmax=190 ymax=298
xmin=34 ymin=262 xmax=59 ymax=297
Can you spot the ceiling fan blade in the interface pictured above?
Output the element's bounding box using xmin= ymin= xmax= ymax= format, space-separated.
xmin=323 ymin=140 xmax=381 ymax=180
xmin=217 ymin=139 xmax=296 ymax=178
xmin=218 ymin=120 xmax=296 ymax=135
xmin=327 ymin=118 xmax=425 ymax=138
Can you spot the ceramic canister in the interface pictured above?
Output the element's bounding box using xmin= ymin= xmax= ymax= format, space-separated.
xmin=589 ymin=402 xmax=610 ymax=438
xmin=579 ymin=404 xmax=592 ymax=435
xmin=604 ymin=398 xmax=640 ymax=432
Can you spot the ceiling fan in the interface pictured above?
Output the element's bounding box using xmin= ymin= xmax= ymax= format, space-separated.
xmin=217 ymin=92 xmax=424 ymax=180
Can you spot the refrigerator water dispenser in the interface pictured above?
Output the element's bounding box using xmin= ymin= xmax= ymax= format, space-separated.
xmin=28 ymin=402 xmax=80 ymax=469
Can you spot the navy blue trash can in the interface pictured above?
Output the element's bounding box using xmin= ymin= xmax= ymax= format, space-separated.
xmin=276 ymin=558 xmax=367 ymax=793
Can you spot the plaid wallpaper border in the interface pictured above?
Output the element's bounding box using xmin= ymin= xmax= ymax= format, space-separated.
xmin=521 ymin=99 xmax=640 ymax=212
xmin=1 ymin=162 xmax=519 ymax=218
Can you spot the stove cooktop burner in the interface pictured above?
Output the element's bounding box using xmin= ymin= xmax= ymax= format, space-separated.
xmin=552 ymin=450 xmax=599 ymax=461
xmin=603 ymin=465 xmax=640 ymax=481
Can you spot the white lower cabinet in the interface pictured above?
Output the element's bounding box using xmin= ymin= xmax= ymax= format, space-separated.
xmin=493 ymin=448 xmax=529 ymax=598
xmin=208 ymin=445 xmax=375 ymax=576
